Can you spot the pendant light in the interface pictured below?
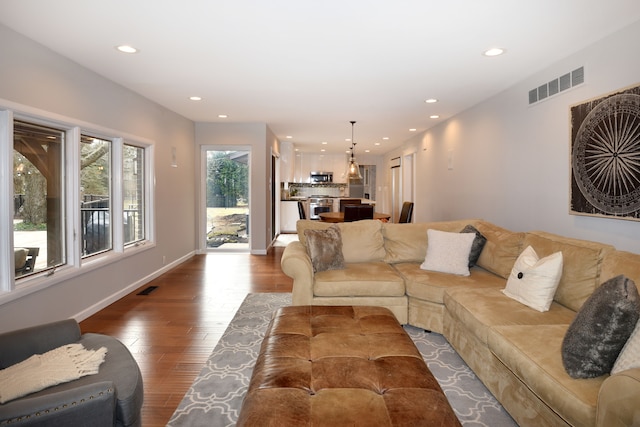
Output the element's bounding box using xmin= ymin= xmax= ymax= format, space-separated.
xmin=346 ymin=121 xmax=363 ymax=180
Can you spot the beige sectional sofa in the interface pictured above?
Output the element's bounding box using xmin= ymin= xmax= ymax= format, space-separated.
xmin=280 ymin=218 xmax=640 ymax=427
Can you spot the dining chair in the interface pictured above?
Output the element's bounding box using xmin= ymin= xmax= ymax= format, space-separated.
xmin=339 ymin=199 xmax=362 ymax=212
xmin=398 ymin=202 xmax=414 ymax=223
xmin=358 ymin=204 xmax=374 ymax=220
xmin=344 ymin=205 xmax=374 ymax=222
xmin=343 ymin=205 xmax=360 ymax=222
xmin=297 ymin=201 xmax=306 ymax=219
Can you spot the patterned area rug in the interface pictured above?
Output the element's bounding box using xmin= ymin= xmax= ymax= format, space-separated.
xmin=168 ymin=293 xmax=517 ymax=426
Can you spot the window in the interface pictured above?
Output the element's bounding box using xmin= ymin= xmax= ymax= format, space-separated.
xmin=1 ymin=105 xmax=154 ymax=297
xmin=80 ymin=134 xmax=112 ymax=256
xmin=123 ymin=144 xmax=145 ymax=246
xmin=13 ymin=121 xmax=66 ymax=277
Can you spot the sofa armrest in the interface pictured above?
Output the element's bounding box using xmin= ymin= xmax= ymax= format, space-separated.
xmin=0 ymin=381 xmax=116 ymax=426
xmin=280 ymin=241 xmax=314 ymax=305
xmin=596 ymin=368 xmax=640 ymax=427
xmin=0 ymin=319 xmax=81 ymax=368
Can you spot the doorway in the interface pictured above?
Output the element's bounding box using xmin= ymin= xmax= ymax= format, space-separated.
xmin=203 ymin=148 xmax=250 ymax=251
xmin=390 ymin=153 xmax=415 ymax=222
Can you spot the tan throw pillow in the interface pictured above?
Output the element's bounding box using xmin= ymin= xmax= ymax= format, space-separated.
xmin=502 ymin=246 xmax=563 ymax=312
xmin=304 ymin=225 xmax=345 ymax=273
xmin=420 ymin=229 xmax=475 ymax=276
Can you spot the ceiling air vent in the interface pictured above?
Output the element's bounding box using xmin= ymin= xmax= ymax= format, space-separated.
xmin=528 ymin=66 xmax=584 ymax=105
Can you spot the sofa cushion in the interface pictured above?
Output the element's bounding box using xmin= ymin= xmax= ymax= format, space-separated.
xmin=304 ymin=226 xmax=345 ymax=273
xmin=296 ymin=219 xmax=386 ymax=263
xmin=314 ymin=262 xmax=405 ymax=298
xmin=488 ymin=324 xmax=602 ymax=427
xmin=444 ymin=287 xmax=575 ymax=346
xmin=474 ymin=221 xmax=525 ymax=279
xmin=398 ymin=263 xmax=505 ymax=304
xmin=297 ymin=220 xmax=332 ymax=246
xmin=420 ymin=229 xmax=475 ymax=276
xmin=502 ymin=246 xmax=563 ymax=312
xmin=337 ymin=220 xmax=386 ymax=263
xmin=382 ymin=220 xmax=475 ymax=264
xmin=522 ymin=231 xmax=614 ymax=312
xmin=601 ymin=250 xmax=640 ymax=375
xmin=562 ymin=275 xmax=640 ymax=379
xmin=460 ymin=224 xmax=487 ymax=267
xmin=600 ymin=249 xmax=640 ymax=286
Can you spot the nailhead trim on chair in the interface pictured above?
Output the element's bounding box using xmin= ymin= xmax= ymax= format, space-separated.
xmin=1 ymin=388 xmax=114 ymax=425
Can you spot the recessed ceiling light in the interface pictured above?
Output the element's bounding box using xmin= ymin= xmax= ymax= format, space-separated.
xmin=409 ymin=128 xmax=417 ymax=132
xmin=218 ymin=114 xmax=228 ymax=118
xmin=425 ymin=98 xmax=438 ymax=104
xmin=430 ymin=115 xmax=440 ymax=119
xmin=483 ymin=47 xmax=505 ymax=57
xmin=382 ymin=137 xmax=389 ymax=140
xmin=321 ymin=141 xmax=328 ymax=145
xmin=189 ymin=96 xmax=202 ymax=101
xmin=375 ymin=142 xmax=381 ymax=146
xmin=365 ymin=149 xmax=370 ymax=153
xmin=116 ymin=45 xmax=138 ymax=54
xmin=321 ymin=149 xmax=326 ymax=152
xmin=286 ymin=136 xmax=293 ymax=139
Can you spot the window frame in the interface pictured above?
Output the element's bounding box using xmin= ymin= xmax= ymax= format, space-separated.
xmin=0 ymin=99 xmax=155 ymax=304
xmin=122 ymin=142 xmax=148 ymax=249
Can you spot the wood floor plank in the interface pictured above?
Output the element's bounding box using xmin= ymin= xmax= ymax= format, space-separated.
xmin=80 ymin=246 xmax=292 ymax=427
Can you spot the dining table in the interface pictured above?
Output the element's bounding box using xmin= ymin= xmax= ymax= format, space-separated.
xmin=318 ymin=211 xmax=391 ymax=223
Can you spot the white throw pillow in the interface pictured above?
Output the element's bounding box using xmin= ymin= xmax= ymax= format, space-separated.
xmin=420 ymin=229 xmax=475 ymax=276
xmin=612 ymin=318 xmax=640 ymax=374
xmin=502 ymin=246 xmax=563 ymax=312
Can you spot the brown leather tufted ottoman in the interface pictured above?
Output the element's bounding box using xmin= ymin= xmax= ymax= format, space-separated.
xmin=237 ymin=305 xmax=461 ymax=426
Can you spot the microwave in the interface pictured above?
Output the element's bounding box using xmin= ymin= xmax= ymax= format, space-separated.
xmin=310 ymin=171 xmax=333 ymax=183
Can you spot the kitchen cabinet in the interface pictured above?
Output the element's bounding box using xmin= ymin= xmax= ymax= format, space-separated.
xmin=294 ymin=153 xmax=348 ymax=183
xmin=279 ymin=141 xmax=294 ymax=182
xmin=332 ymin=154 xmax=348 ymax=183
xmin=280 ymin=200 xmax=303 ymax=233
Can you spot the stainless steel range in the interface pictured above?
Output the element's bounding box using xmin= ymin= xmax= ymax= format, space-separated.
xmin=308 ymin=195 xmax=333 ymax=220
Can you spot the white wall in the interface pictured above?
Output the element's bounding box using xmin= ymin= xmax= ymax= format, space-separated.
xmin=0 ymin=24 xmax=196 ymax=331
xmin=384 ymin=20 xmax=640 ymax=254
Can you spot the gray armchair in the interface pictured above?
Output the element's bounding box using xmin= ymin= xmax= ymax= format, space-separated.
xmin=0 ymin=319 xmax=143 ymax=426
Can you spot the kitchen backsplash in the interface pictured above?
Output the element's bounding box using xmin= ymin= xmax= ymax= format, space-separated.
xmin=282 ymin=182 xmax=347 ymax=198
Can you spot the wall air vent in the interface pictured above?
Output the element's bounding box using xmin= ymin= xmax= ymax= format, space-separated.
xmin=528 ymin=66 xmax=584 ymax=105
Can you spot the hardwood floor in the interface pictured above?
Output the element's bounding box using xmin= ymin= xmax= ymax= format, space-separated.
xmin=79 ymin=246 xmax=292 ymax=426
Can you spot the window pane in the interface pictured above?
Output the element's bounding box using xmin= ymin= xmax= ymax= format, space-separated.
xmin=13 ymin=121 xmax=65 ymax=277
xmin=81 ymin=135 xmax=111 ymax=256
xmin=123 ymin=144 xmax=144 ymax=245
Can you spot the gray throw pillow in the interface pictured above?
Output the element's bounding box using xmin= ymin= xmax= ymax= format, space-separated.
xmin=562 ymin=275 xmax=640 ymax=378
xmin=304 ymin=225 xmax=345 ymax=273
xmin=460 ymin=224 xmax=487 ymax=268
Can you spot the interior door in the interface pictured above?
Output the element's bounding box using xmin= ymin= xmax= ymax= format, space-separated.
xmin=391 ymin=158 xmax=402 ymax=222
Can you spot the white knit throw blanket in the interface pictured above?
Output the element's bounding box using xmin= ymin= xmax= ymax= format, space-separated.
xmin=0 ymin=343 xmax=107 ymax=404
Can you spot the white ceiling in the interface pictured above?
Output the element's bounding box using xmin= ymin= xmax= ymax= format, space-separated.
xmin=2 ymin=1 xmax=640 ymax=155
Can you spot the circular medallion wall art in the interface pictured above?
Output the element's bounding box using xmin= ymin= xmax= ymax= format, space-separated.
xmin=570 ymin=84 xmax=640 ymax=220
